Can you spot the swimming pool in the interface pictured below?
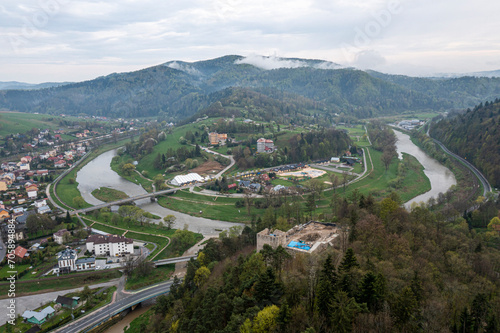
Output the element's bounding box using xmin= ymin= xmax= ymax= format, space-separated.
xmin=287 ymin=241 xmax=311 ymax=251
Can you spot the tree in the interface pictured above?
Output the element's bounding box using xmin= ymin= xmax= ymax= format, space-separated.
xmin=26 ymin=214 xmax=40 ymax=235
xmin=65 ymin=211 xmax=72 ymax=224
xmin=111 ymin=214 xmax=120 ymax=226
xmin=487 ymin=216 xmax=500 ymax=231
xmin=121 ymin=163 xmax=136 ymax=176
xmin=252 ymin=305 xmax=280 ymax=333
xmin=72 ymin=196 xmax=86 ymax=208
xmin=80 ymin=286 xmax=94 ymax=307
xmin=339 ymin=248 xmax=359 ymax=273
xmin=163 ymin=215 xmax=176 ymax=229
xmin=194 ymin=266 xmax=210 ymax=288
xmin=135 ymin=258 xmax=154 ymax=278
xmin=331 ymin=291 xmax=361 ymax=333
xmin=381 ymin=149 xmax=394 ymax=171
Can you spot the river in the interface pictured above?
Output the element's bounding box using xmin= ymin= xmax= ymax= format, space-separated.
xmin=394 ymin=130 xmax=457 ymax=208
xmin=76 ymin=149 xmax=243 ymax=235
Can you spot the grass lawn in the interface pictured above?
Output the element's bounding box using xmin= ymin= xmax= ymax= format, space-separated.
xmin=125 ymin=308 xmax=154 ymax=333
xmin=91 ymin=187 xmax=128 ymax=202
xmin=125 ymin=264 xmax=175 ymax=290
xmin=0 ymin=270 xmax=121 ymax=299
xmin=272 ymin=178 xmax=297 ymax=187
xmin=313 ymin=147 xmax=431 ymax=215
xmin=0 ymin=112 xmax=79 ymax=138
xmin=157 ymin=194 xmax=256 ymax=223
xmin=0 ymin=264 xmax=30 ymax=279
xmin=56 ymin=166 xmax=92 ymax=209
xmin=134 ymin=119 xmax=215 ymax=179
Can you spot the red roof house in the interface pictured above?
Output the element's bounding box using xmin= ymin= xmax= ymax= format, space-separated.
xmin=14 ymin=246 xmax=28 ymax=259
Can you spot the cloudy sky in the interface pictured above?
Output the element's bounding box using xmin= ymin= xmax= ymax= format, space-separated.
xmin=1 ymin=0 xmax=499 ymax=83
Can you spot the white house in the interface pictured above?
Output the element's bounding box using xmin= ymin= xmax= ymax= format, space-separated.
xmin=57 ymin=248 xmax=77 ymax=273
xmin=86 ymin=234 xmax=134 ymax=257
xmin=75 ymin=257 xmax=95 ymax=271
xmin=27 ymin=190 xmax=37 ymax=199
xmin=53 ymin=229 xmax=69 ymax=244
xmin=257 ymin=138 xmax=274 ymax=153
xmin=37 ymin=205 xmax=51 ymax=214
xmin=34 ymin=199 xmax=47 ymax=208
xmin=19 ymin=163 xmax=30 ymax=171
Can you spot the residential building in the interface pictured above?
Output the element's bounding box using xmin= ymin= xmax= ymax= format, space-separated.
xmin=57 ymin=248 xmax=77 ymax=273
xmin=208 ymin=132 xmax=228 ymax=145
xmin=256 ymin=138 xmax=274 ymax=153
xmin=14 ymin=246 xmax=28 ymax=260
xmin=53 ymin=229 xmax=70 ymax=244
xmin=0 ymin=180 xmax=7 ymax=192
xmin=34 ymin=199 xmax=47 ymax=208
xmin=55 ymin=295 xmax=79 ymax=309
xmin=86 ymin=234 xmax=134 ymax=257
xmin=37 ymin=206 xmax=51 ymax=214
xmin=22 ymin=306 xmax=55 ymax=325
xmin=0 ymin=209 xmax=10 ymax=220
xmin=75 ymin=257 xmax=95 ymax=271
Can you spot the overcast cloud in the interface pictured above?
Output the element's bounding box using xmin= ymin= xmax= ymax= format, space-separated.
xmin=0 ymin=0 xmax=499 ymax=82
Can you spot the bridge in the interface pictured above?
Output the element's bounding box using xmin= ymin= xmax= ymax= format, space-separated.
xmin=70 ymin=185 xmax=193 ymax=215
xmin=56 ymin=281 xmax=174 ymax=333
xmin=154 ymin=255 xmax=197 ymax=266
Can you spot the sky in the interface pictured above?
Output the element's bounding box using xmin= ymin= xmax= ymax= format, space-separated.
xmin=1 ymin=0 xmax=499 ymax=83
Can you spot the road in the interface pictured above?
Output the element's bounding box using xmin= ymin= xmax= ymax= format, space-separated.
xmin=431 ymin=138 xmax=492 ymax=195
xmin=0 ymin=280 xmax=119 ymax=326
xmin=56 ymin=281 xmax=173 ymax=333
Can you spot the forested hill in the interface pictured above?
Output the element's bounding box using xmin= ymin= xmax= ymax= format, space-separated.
xmin=430 ymin=99 xmax=500 ymax=188
xmin=1 ymin=55 xmax=500 ymax=120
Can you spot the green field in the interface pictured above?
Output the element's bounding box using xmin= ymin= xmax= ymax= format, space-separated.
xmin=315 ymin=148 xmax=431 ymax=212
xmin=125 ymin=264 xmax=175 ymax=290
xmin=56 ymin=165 xmax=92 ymax=209
xmin=0 ymin=112 xmax=78 ymax=138
xmin=91 ymin=187 xmax=128 ymax=202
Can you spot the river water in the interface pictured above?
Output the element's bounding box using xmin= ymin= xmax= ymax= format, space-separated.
xmin=76 ymin=149 xmax=243 ymax=235
xmin=394 ymin=130 xmax=457 ymax=208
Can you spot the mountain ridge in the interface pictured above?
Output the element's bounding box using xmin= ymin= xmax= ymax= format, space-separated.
xmin=1 ymin=55 xmax=500 ymax=120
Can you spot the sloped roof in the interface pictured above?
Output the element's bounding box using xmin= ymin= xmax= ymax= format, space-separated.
xmin=56 ymin=295 xmax=76 ymax=307
xmin=22 ymin=306 xmax=55 ymax=321
xmin=14 ymin=246 xmax=28 ymax=258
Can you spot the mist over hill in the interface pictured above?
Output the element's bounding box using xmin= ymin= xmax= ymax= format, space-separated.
xmin=1 ymin=55 xmax=500 ymax=121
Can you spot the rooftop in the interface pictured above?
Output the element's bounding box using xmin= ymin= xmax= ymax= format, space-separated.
xmin=87 ymin=234 xmax=133 ymax=244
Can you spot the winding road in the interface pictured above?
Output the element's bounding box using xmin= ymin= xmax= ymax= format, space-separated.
xmin=431 ymin=137 xmax=492 ymax=195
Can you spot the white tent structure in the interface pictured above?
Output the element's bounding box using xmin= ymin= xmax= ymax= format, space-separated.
xmin=171 ymin=173 xmax=204 ymax=186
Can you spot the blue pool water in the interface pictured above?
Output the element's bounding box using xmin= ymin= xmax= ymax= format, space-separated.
xmin=287 ymin=241 xmax=311 ymax=251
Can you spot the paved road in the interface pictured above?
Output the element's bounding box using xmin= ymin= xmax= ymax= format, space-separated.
xmin=432 ymin=138 xmax=492 ymax=195
xmin=56 ymin=280 xmax=173 ymax=333
xmin=0 ymin=280 xmax=119 ymax=326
